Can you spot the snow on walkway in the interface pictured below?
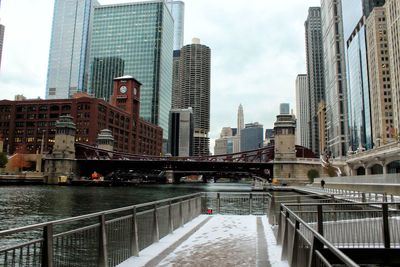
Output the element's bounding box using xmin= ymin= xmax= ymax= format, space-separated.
xmin=118 ymin=215 xmax=289 ymax=267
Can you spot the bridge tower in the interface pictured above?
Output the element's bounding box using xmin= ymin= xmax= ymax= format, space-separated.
xmin=97 ymin=129 xmax=114 ymax=152
xmin=44 ymin=115 xmax=77 ymax=184
xmin=274 ymin=113 xmax=296 ymax=160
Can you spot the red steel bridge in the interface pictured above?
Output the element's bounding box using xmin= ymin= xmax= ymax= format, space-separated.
xmin=75 ymin=143 xmax=316 ymax=182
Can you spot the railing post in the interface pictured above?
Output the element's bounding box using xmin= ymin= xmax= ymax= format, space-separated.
xmin=308 ymin=236 xmax=323 ymax=267
xmin=168 ymin=201 xmax=174 ymax=234
xmin=361 ymin=193 xmax=366 ymax=203
xmin=188 ymin=198 xmax=192 ymax=219
xmin=268 ymin=195 xmax=276 ymax=225
xmin=131 ymin=207 xmax=139 ymax=257
xmin=249 ymin=193 xmax=253 ymax=215
xmin=290 ymin=220 xmax=300 ymax=267
xmin=217 ymin=193 xmax=221 ymax=214
xmin=179 ymin=199 xmax=184 ymax=227
xmin=317 ymin=205 xmax=323 ymax=235
xmin=281 ymin=210 xmax=290 ymax=260
xmin=382 ymin=203 xmax=391 ymax=248
xmin=153 ymin=204 xmax=159 ymax=243
xmin=42 ymin=224 xmax=54 ymax=267
xmin=98 ymin=214 xmax=108 ymax=267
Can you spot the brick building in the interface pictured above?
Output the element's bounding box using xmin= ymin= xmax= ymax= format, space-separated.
xmin=0 ymin=76 xmax=162 ymax=155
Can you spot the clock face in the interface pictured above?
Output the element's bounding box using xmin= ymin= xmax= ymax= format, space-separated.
xmin=119 ymin=85 xmax=128 ymax=94
xmin=133 ymin=88 xmax=137 ymax=95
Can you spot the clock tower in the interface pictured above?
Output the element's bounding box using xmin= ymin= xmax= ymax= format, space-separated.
xmin=110 ymin=75 xmax=142 ymax=123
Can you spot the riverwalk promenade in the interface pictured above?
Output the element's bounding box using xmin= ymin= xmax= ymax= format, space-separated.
xmin=118 ymin=215 xmax=285 ymax=267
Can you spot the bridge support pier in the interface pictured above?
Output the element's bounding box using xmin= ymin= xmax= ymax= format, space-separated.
xmin=44 ymin=158 xmax=77 ymax=184
xmin=165 ymin=170 xmax=174 ymax=184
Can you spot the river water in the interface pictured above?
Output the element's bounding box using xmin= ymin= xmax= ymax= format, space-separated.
xmin=0 ymin=182 xmax=252 ymax=231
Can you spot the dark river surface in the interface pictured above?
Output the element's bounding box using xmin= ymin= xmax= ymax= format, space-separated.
xmin=0 ymin=182 xmax=252 ymax=231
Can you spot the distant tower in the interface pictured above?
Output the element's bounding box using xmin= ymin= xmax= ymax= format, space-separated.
xmin=236 ymin=104 xmax=244 ymax=152
xmin=295 ymin=74 xmax=310 ymax=148
xmin=237 ymin=104 xmax=244 ymax=134
xmin=179 ymin=38 xmax=211 ymax=156
xmin=305 ymin=7 xmax=324 ymax=155
xmin=46 ymin=0 xmax=99 ymax=99
xmin=280 ymin=103 xmax=290 ymax=115
xmin=166 ymin=0 xmax=185 ymax=50
xmin=240 ymin=122 xmax=263 ymax=152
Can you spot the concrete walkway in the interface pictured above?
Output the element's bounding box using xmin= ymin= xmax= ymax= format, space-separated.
xmin=118 ymin=215 xmax=287 ymax=267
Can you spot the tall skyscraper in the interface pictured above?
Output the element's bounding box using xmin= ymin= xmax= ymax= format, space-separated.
xmin=88 ymin=1 xmax=174 ymax=141
xmin=305 ymin=7 xmax=324 ymax=155
xmin=295 ymin=74 xmax=310 ymax=148
xmin=321 ymin=0 xmax=348 ymax=158
xmin=172 ymin=50 xmax=182 ymax=109
xmin=385 ymin=0 xmax=400 ymax=138
xmin=240 ymin=122 xmax=264 ymax=152
xmin=236 ymin=103 xmax=244 ymax=152
xmin=0 ymin=23 xmax=4 ymax=70
xmin=366 ymin=7 xmax=394 ymax=146
xmin=166 ymin=0 xmax=185 ymax=50
xmin=46 ymin=0 xmax=99 ymax=99
xmin=237 ymin=104 xmax=244 ymax=134
xmin=342 ymin=0 xmax=378 ymax=152
xmin=169 ymin=108 xmax=193 ymax=156
xmin=177 ymin=38 xmax=211 ymax=156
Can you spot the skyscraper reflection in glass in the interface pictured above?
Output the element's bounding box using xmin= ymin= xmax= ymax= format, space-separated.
xmin=88 ymin=1 xmax=174 ymax=140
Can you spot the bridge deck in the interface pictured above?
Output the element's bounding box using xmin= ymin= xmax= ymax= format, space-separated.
xmin=118 ymin=215 xmax=285 ymax=267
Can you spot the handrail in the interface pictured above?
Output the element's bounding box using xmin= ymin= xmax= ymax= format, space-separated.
xmin=0 ymin=192 xmax=202 ymax=236
xmin=281 ymin=203 xmax=359 ymax=267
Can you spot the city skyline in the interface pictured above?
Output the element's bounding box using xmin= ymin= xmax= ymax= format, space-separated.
xmin=0 ymin=0 xmax=320 ymax=152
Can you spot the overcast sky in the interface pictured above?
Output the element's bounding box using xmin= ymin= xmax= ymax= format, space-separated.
xmin=0 ymin=0 xmax=320 ymax=152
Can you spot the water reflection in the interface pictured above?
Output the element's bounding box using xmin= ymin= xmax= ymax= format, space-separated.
xmin=0 ymin=182 xmax=251 ymax=231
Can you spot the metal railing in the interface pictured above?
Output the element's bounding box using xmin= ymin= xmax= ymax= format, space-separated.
xmin=278 ymin=202 xmax=400 ymax=267
xmin=202 ymin=192 xmax=269 ymax=215
xmin=0 ymin=193 xmax=202 ymax=267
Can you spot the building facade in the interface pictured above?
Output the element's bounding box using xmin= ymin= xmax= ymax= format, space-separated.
xmin=88 ymin=1 xmax=174 ymax=141
xmin=321 ymin=0 xmax=349 ymax=158
xmin=176 ymin=38 xmax=211 ymax=156
xmin=343 ymin=0 xmax=375 ymax=152
xmin=295 ymin=74 xmax=310 ymax=148
xmin=46 ymin=0 xmax=99 ymax=99
xmin=366 ymin=7 xmax=394 ymax=147
xmin=168 ymin=108 xmax=193 ymax=157
xmin=385 ymin=0 xmax=400 ymax=138
xmin=0 ymin=78 xmax=162 ymax=155
xmin=305 ymin=7 xmax=325 ymax=155
xmin=240 ymin=122 xmax=263 ymax=152
xmin=317 ymin=101 xmax=327 ymax=154
xmin=166 ymin=0 xmax=185 ymax=51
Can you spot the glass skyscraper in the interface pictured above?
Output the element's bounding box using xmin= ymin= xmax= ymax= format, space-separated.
xmin=88 ymin=1 xmax=174 ymax=140
xmin=46 ymin=0 xmax=98 ymax=99
xmin=166 ymin=1 xmax=185 ymax=50
xmin=342 ymin=0 xmax=384 ymax=151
